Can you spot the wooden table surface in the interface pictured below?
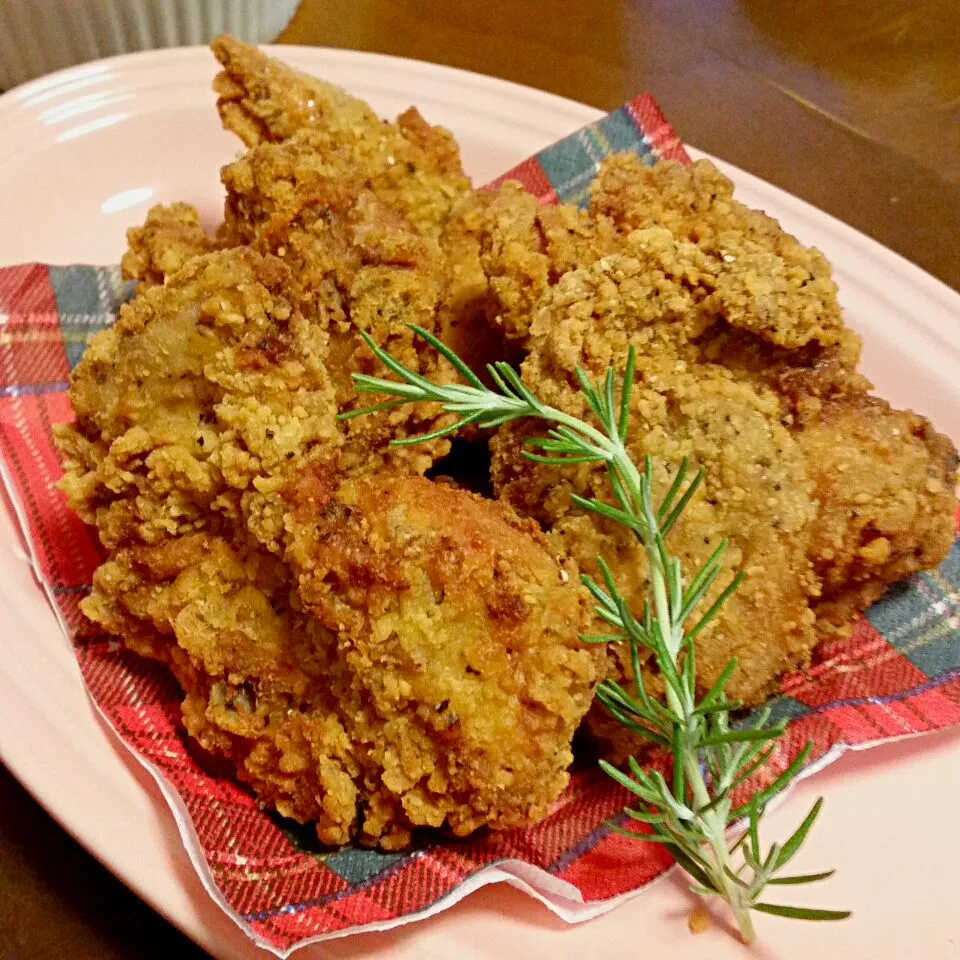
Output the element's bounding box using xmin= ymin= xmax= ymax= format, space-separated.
xmin=1 ymin=1 xmax=958 ymax=958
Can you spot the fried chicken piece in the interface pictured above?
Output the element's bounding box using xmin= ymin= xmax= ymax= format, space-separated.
xmin=211 ymin=34 xmax=380 ymax=147
xmin=491 ymin=257 xmax=820 ymax=749
xmin=56 ymin=246 xmax=357 ymax=838
xmin=219 ymin=136 xmax=461 ymax=476
xmin=590 ymin=155 xmax=854 ymax=357
xmin=699 ymin=325 xmax=958 ymax=638
xmin=439 ymin=153 xmax=858 ymax=381
xmin=786 ymin=388 xmax=958 ymax=636
xmin=487 ymin=172 xmax=957 ymax=760
xmin=285 ymin=472 xmax=600 ymax=848
xmin=212 ymin=35 xmax=470 ymax=241
xmin=60 ymin=216 xmax=598 ymax=848
xmin=441 ymin=184 xmax=619 ymax=351
xmin=593 ymin=156 xmax=955 ymax=630
xmin=121 ymin=202 xmax=218 ymax=286
xmin=81 ymin=473 xmax=599 ymax=850
xmin=55 ymin=247 xmax=339 ymax=551
xmin=81 ymin=531 xmax=364 ymax=845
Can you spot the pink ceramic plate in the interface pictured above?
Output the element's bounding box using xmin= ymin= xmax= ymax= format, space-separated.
xmin=0 ymin=46 xmax=959 ymax=960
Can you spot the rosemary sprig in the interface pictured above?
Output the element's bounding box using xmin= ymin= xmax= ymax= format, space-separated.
xmin=343 ymin=325 xmax=850 ymax=942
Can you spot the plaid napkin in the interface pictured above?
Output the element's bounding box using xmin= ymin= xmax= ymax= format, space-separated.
xmin=1 ymin=94 xmax=959 ymax=956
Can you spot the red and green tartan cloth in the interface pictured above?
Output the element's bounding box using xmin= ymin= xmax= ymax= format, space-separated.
xmin=1 ymin=94 xmax=960 ymax=955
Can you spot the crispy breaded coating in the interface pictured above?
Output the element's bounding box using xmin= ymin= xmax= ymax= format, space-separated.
xmin=591 ymin=155 xmax=848 ymax=354
xmin=441 ymin=184 xmax=619 ymax=348
xmin=491 ymin=257 xmax=820 ymax=738
xmin=80 ymin=473 xmax=599 ymax=850
xmin=212 ymin=36 xmax=470 ymax=241
xmin=700 ymin=323 xmax=958 ymax=639
xmin=219 ymin=138 xmax=462 ymax=476
xmin=211 ymin=34 xmax=381 ymax=148
xmin=439 ymin=154 xmax=857 ymax=374
xmin=486 ymin=164 xmax=957 ymax=760
xmin=56 ymin=248 xmax=339 ymax=551
xmin=121 ymin=202 xmax=218 ymax=286
xmin=788 ymin=391 xmax=957 ymax=636
xmin=80 ymin=531 xmax=364 ymax=845
xmin=59 ymin=197 xmax=598 ymax=850
xmin=220 ymin=122 xmax=469 ymax=247
xmin=285 ymin=473 xmax=600 ymax=848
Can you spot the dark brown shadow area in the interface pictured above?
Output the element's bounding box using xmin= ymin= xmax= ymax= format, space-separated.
xmin=0 ymin=763 xmax=210 ymax=960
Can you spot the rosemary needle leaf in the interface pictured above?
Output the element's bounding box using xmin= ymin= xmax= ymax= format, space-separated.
xmin=686 ymin=570 xmax=746 ymax=641
xmin=656 ymin=457 xmax=689 ymax=521
xmin=597 ymin=709 xmax=668 ymax=747
xmin=751 ymin=742 xmax=815 ymax=808
xmin=617 ymin=346 xmax=636 ymax=442
xmin=607 ymin=822 xmax=676 ymax=844
xmin=723 ymin=866 xmax=751 ymax=890
xmin=356 ymin=330 xmax=434 ymax=392
xmin=692 ymin=699 xmax=745 ymax=717
xmin=486 ymin=362 xmax=518 ymax=399
xmin=699 ymin=727 xmax=785 ymax=748
xmin=660 ymin=466 xmax=705 ymax=536
xmin=773 ymin=797 xmax=824 ymax=872
xmin=575 ymin=365 xmax=598 ymax=402
xmin=569 ymin=494 xmax=642 ymax=530
xmin=494 ymin=362 xmax=536 ymax=404
xmin=672 ymin=724 xmax=685 ymax=799
xmin=407 ymin=324 xmax=486 ymax=390
xmin=337 ymin=398 xmax=412 ymax=420
xmin=604 ymin=368 xmax=617 ymax=429
xmin=624 ymin=808 xmax=668 ymax=825
xmin=728 ymin=745 xmax=777 ymax=792
xmin=389 ymin=417 xmax=478 ymax=446
xmin=522 ymin=451 xmax=606 ymax=465
xmin=600 ymin=760 xmax=658 ymax=801
xmin=766 ymin=870 xmax=836 ymax=886
xmin=664 ymin=844 xmax=716 ymax=890
xmin=581 ymin=573 xmax=619 ymax=612
xmin=753 ymin=904 xmax=853 ymax=922
xmin=696 ymin=658 xmax=738 ymax=712
xmin=689 ymin=884 xmax=723 ymax=898
xmin=749 ymin=795 xmax=762 ymax=864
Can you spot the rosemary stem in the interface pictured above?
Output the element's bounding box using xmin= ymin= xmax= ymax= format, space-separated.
xmin=348 ymin=332 xmax=845 ymax=941
xmin=684 ymin=752 xmax=755 ymax=943
xmin=631 ymin=462 xmax=756 ymax=944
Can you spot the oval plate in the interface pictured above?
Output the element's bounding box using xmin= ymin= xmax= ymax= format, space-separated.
xmin=0 ymin=45 xmax=958 ymax=960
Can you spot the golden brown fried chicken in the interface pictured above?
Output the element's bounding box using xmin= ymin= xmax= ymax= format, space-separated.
xmin=444 ymin=154 xmax=858 ymax=362
xmin=491 ymin=255 xmax=821 ymax=734
xmin=121 ymin=39 xmax=470 ymax=298
xmin=78 ymin=472 xmax=599 ymax=850
xmin=56 ymin=248 xmax=339 ymax=551
xmin=211 ymin=34 xmax=381 ymax=148
xmin=203 ymin=39 xmax=486 ymax=474
xmin=81 ymin=528 xmax=371 ymax=846
xmin=784 ymin=384 xmax=957 ymax=637
xmin=60 ymin=216 xmax=599 ymax=849
xmin=218 ymin=137 xmax=460 ymax=476
xmin=121 ymin=202 xmax=218 ymax=287
xmin=484 ymin=160 xmax=956 ymax=762
xmin=212 ymin=35 xmax=470 ymax=241
xmin=441 ymin=183 xmax=619 ymax=350
xmin=285 ymin=472 xmax=600 ymax=848
xmin=590 ymin=155 xmax=851 ymax=356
